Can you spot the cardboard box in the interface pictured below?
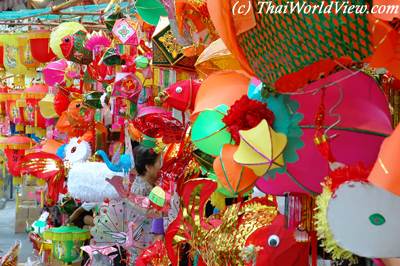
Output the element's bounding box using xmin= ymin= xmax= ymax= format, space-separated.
xmin=20 ymin=186 xmax=38 ymax=201
xmin=29 ymin=207 xmax=42 ymax=221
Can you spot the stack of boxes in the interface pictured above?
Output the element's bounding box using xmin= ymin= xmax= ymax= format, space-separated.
xmin=14 ymin=176 xmax=44 ymax=233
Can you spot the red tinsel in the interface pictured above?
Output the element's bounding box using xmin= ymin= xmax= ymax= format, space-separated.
xmin=329 ymin=163 xmax=371 ymax=193
xmin=136 ymin=240 xmax=170 ymax=266
xmin=222 ymin=95 xmax=275 ymax=143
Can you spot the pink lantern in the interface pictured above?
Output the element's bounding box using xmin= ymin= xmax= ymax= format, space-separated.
xmin=113 ymin=72 xmax=142 ymax=102
xmin=43 ymin=59 xmax=79 ymax=87
xmin=256 ymin=70 xmax=393 ymax=195
xmin=112 ymin=19 xmax=139 ymax=46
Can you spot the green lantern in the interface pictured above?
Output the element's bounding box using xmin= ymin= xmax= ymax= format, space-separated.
xmin=135 ymin=55 xmax=149 ymax=69
xmin=191 ymin=105 xmax=233 ymax=156
xmin=136 ymin=0 xmax=168 ymax=26
xmin=43 ymin=225 xmax=90 ymax=264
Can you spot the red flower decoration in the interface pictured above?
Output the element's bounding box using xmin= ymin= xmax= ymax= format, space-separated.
xmin=222 ymin=95 xmax=275 ymax=143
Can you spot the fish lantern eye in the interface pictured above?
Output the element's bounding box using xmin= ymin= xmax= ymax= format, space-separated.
xmin=267 ymin=235 xmax=280 ymax=247
xmin=64 ymin=37 xmax=70 ymax=42
xmin=76 ymin=103 xmax=81 ymax=108
xmin=175 ymin=86 xmax=183 ymax=94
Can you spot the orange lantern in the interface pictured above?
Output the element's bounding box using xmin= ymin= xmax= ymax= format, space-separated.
xmin=213 ymin=144 xmax=259 ymax=196
xmin=192 ymin=70 xmax=250 ymax=121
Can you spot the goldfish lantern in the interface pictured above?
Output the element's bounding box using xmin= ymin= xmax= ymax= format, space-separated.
xmin=50 ymin=22 xmax=86 ymax=59
xmin=56 ymin=99 xmax=95 ymax=138
xmin=155 ymin=79 xmax=200 ymax=112
xmin=43 ymin=226 xmax=90 ymax=264
xmin=24 ymin=84 xmax=48 ymax=137
xmin=112 ymin=18 xmax=140 ymax=45
xmin=0 ymin=135 xmax=34 ymax=176
xmin=191 ymin=105 xmax=233 ymax=156
xmin=88 ymin=53 xmax=115 ymax=84
xmin=213 ymin=144 xmax=259 ymax=196
xmin=60 ymin=30 xmax=93 ymax=65
xmin=53 ymin=86 xmax=81 ymax=117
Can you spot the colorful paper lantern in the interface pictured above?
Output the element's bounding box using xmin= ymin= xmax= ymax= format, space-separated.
xmin=39 ymin=94 xmax=58 ymax=119
xmin=24 ymin=84 xmax=48 ymax=137
xmin=191 ymin=105 xmax=233 ymax=156
xmin=112 ymin=18 xmax=139 ymax=45
xmin=152 ymin=17 xmax=197 ymax=70
xmin=136 ymin=0 xmax=168 ymax=26
xmin=233 ymin=119 xmax=287 ymax=176
xmin=208 ymin=0 xmax=400 ymax=92
xmin=256 ymin=70 xmax=392 ymax=195
xmin=368 ymin=122 xmax=400 ymax=195
xmin=50 ymin=22 xmax=86 ymax=59
xmin=43 ymin=59 xmax=79 ymax=87
xmin=30 ymin=37 xmax=56 ymax=63
xmin=43 ymin=225 xmax=90 ymax=264
xmin=0 ymin=135 xmax=34 ymax=177
xmin=192 ymin=71 xmax=250 ymax=120
xmin=195 ymin=38 xmax=242 ymax=78
xmin=112 ymin=72 xmax=142 ymax=102
xmin=213 ymin=144 xmax=259 ymax=196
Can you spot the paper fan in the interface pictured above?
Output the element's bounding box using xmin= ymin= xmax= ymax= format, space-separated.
xmin=91 ymin=200 xmax=146 ymax=248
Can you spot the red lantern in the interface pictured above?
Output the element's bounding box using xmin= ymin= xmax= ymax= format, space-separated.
xmin=0 ymin=136 xmax=34 ymax=177
xmin=4 ymin=149 xmax=25 ymax=176
xmin=30 ymin=38 xmax=56 ymax=63
xmin=24 ymin=84 xmax=48 ymax=137
xmin=0 ymin=46 xmax=4 ymax=68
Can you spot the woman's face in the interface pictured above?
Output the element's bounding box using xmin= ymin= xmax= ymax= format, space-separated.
xmin=145 ymin=154 xmax=163 ymax=185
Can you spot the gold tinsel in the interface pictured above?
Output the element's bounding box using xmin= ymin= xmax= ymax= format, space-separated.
xmin=314 ymin=184 xmax=358 ymax=264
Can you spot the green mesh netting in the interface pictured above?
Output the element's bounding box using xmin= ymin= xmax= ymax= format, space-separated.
xmin=238 ymin=0 xmax=373 ymax=92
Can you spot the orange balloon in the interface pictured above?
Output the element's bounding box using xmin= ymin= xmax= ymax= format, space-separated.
xmin=192 ymin=70 xmax=250 ymax=120
xmin=368 ymin=123 xmax=400 ymax=196
xmin=213 ymin=144 xmax=259 ymax=196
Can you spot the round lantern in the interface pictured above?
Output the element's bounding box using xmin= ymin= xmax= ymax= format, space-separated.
xmin=191 ymin=105 xmax=233 ymax=156
xmin=30 ymin=37 xmax=56 ymax=63
xmin=0 ymin=135 xmax=34 ymax=177
xmin=192 ymin=71 xmax=250 ymax=120
xmin=43 ymin=225 xmax=90 ymax=264
xmin=213 ymin=144 xmax=259 ymax=196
